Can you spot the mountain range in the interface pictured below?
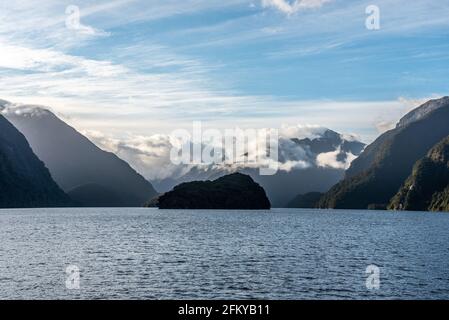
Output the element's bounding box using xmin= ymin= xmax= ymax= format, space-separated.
xmin=153 ymin=129 xmax=365 ymax=207
xmin=1 ymin=99 xmax=367 ymax=208
xmin=1 ymin=101 xmax=157 ymax=207
xmin=2 ymin=96 xmax=449 ymax=212
xmin=318 ymin=96 xmax=449 ymax=211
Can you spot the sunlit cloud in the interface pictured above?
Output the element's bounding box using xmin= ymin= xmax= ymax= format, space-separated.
xmin=261 ymin=0 xmax=333 ymax=14
xmin=0 ymin=0 xmax=447 ymax=146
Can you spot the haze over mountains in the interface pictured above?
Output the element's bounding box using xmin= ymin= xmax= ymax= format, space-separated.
xmin=150 ymin=128 xmax=365 ymax=207
xmin=1 ymin=100 xmax=157 ymax=207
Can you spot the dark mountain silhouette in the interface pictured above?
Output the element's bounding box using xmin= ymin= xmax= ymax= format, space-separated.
xmin=287 ymin=192 xmax=323 ymax=208
xmin=0 ymin=115 xmax=72 ymax=208
xmin=2 ymin=102 xmax=157 ymax=207
xmin=318 ymin=97 xmax=449 ymax=209
xmin=149 ymin=173 xmax=271 ymax=209
xmin=242 ymin=166 xmax=345 ymax=207
xmin=67 ymin=183 xmax=127 ymax=208
xmin=389 ymin=136 xmax=449 ymax=212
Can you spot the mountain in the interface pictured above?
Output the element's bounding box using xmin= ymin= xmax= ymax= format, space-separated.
xmin=287 ymin=192 xmax=323 ymax=208
xmin=241 ymin=166 xmax=345 ymax=208
xmin=389 ymin=136 xmax=449 ymax=212
xmin=292 ymin=129 xmax=365 ymax=163
xmin=1 ymin=101 xmax=157 ymax=207
xmin=150 ymin=173 xmax=270 ymax=209
xmin=0 ymin=115 xmax=72 ymax=208
xmin=318 ymin=97 xmax=449 ymax=209
xmin=67 ymin=183 xmax=126 ymax=207
xmin=153 ymin=129 xmax=365 ymax=207
xmin=397 ymin=96 xmax=449 ymax=128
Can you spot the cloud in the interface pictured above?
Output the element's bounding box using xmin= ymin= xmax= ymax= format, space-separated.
xmin=0 ymin=103 xmax=53 ymax=118
xmin=261 ymin=0 xmax=333 ymax=14
xmin=279 ymin=124 xmax=327 ymax=139
xmin=398 ymin=96 xmax=436 ymax=112
xmin=85 ymin=130 xmax=193 ymax=180
xmin=83 ymin=124 xmax=358 ymax=181
xmin=374 ymin=120 xmax=396 ymax=134
xmin=1 ymin=0 xmax=445 ymax=148
xmin=316 ymin=148 xmax=356 ymax=170
xmin=0 ymin=41 xmax=124 ymax=74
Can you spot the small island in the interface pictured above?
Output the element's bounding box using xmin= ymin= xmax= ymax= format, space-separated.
xmin=147 ymin=173 xmax=271 ymax=210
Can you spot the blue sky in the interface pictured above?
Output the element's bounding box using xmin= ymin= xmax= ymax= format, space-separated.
xmin=1 ymin=0 xmax=449 ymax=142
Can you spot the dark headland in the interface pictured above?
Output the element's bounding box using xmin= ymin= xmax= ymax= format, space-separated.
xmin=147 ymin=173 xmax=271 ymax=210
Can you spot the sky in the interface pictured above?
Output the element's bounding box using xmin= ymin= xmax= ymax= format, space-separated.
xmin=1 ymin=0 xmax=449 ymax=143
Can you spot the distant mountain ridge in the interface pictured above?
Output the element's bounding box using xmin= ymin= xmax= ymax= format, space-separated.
xmin=397 ymin=97 xmax=449 ymax=128
xmin=318 ymin=97 xmax=449 ymax=210
xmin=0 ymin=115 xmax=72 ymax=208
xmin=287 ymin=192 xmax=322 ymax=208
xmin=153 ymin=129 xmax=365 ymax=207
xmin=1 ymin=100 xmax=157 ymax=207
xmin=292 ymin=129 xmax=365 ymax=162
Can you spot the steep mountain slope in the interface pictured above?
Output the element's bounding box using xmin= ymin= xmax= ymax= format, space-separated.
xmin=318 ymin=97 xmax=449 ymax=209
xmin=389 ymin=136 xmax=449 ymax=212
xmin=1 ymin=102 xmax=157 ymax=207
xmin=67 ymin=183 xmax=125 ymax=207
xmin=0 ymin=115 xmax=72 ymax=208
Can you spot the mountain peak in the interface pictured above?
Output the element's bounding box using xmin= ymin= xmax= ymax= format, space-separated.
xmin=0 ymin=99 xmax=10 ymax=108
xmin=4 ymin=103 xmax=158 ymax=207
xmin=397 ymin=96 xmax=449 ymax=128
xmin=292 ymin=128 xmax=365 ymax=156
xmin=1 ymin=103 xmax=54 ymax=119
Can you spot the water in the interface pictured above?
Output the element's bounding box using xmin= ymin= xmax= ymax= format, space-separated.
xmin=0 ymin=208 xmax=449 ymax=300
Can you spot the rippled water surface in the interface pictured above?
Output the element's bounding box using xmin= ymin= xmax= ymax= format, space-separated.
xmin=1 ymin=208 xmax=449 ymax=299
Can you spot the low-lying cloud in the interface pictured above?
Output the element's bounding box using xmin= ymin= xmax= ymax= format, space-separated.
xmin=85 ymin=124 xmax=359 ymax=182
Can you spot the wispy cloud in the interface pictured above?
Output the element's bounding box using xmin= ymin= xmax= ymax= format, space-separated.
xmin=0 ymin=0 xmax=447 ymax=147
xmin=261 ymin=0 xmax=333 ymax=14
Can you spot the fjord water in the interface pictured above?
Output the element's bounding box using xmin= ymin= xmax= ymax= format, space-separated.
xmin=1 ymin=208 xmax=449 ymax=300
